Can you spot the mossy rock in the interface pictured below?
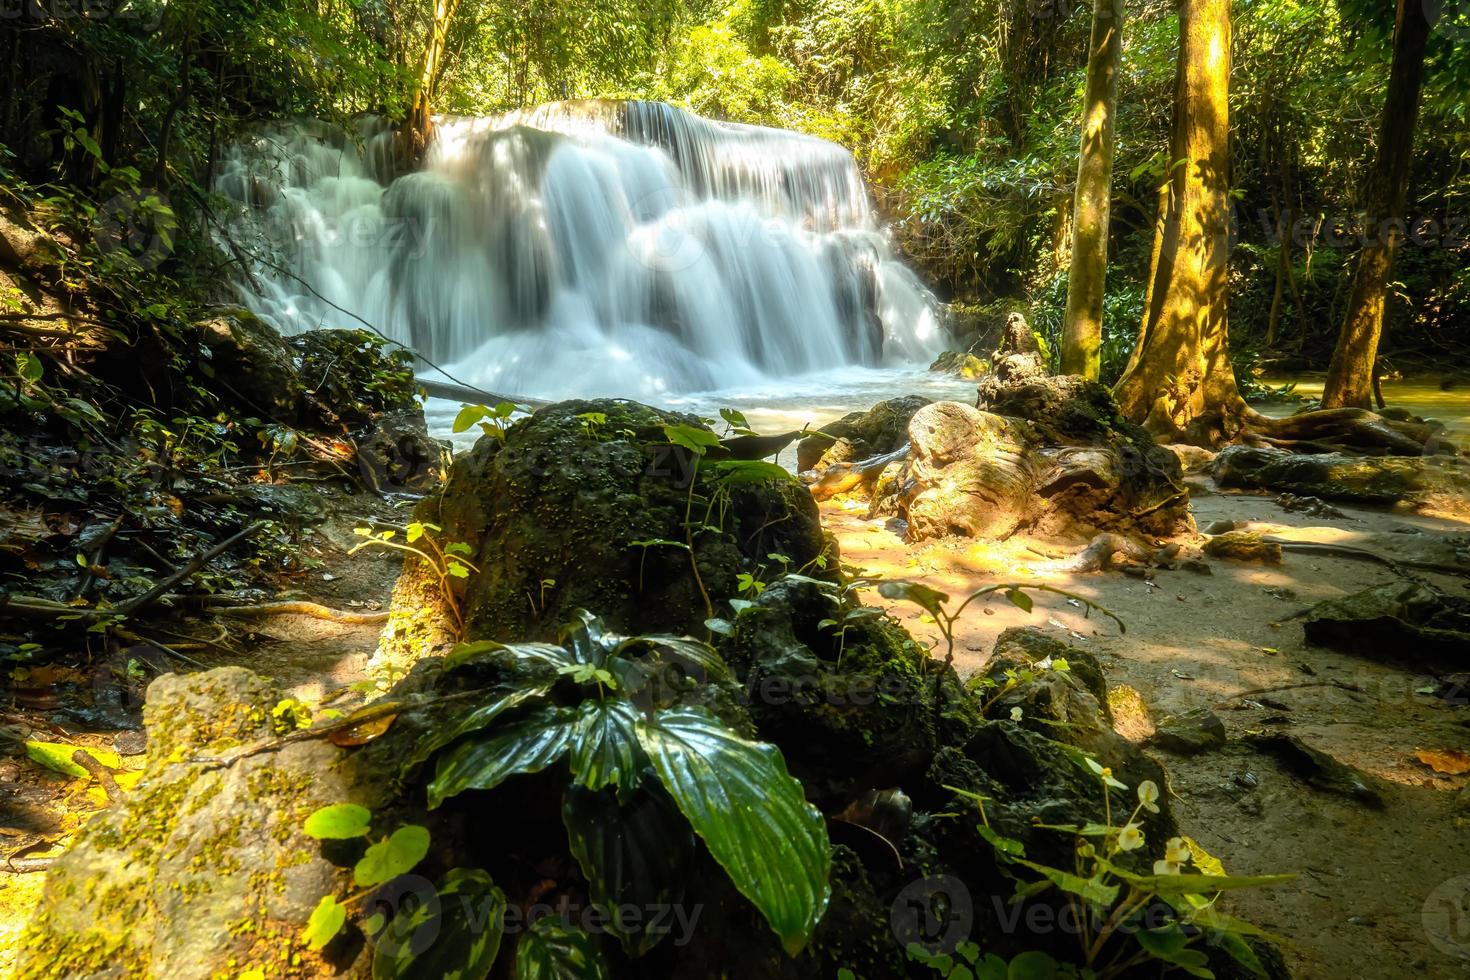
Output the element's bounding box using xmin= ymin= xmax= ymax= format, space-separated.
xmin=796 ymin=395 xmax=930 ymax=473
xmin=16 ymin=667 xmax=386 ymax=980
xmin=377 ymin=399 xmax=829 ymax=673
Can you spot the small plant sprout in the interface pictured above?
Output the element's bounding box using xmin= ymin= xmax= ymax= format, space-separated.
xmin=452 ymin=401 xmax=521 ymax=444
xmin=350 ymin=522 xmax=479 ymax=636
xmin=300 ymin=804 xmax=431 ymax=951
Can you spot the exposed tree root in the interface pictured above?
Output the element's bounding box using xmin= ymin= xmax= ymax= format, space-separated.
xmin=204 ymin=600 xmax=391 ymax=624
xmin=1234 ymin=405 xmax=1453 ymax=456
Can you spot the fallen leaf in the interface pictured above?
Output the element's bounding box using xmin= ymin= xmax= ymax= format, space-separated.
xmin=1414 ymin=747 xmax=1470 ymax=775
xmin=327 ymin=709 xmax=399 ymax=746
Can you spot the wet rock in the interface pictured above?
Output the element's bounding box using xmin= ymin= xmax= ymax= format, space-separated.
xmin=1302 ymin=582 xmax=1470 ymax=664
xmin=16 ymin=667 xmax=379 ymax=980
xmin=351 ymin=408 xmax=445 ymax=491
xmin=796 ymin=395 xmax=929 ymax=473
xmin=1107 ymin=684 xmax=1156 ymax=742
xmin=1247 ymin=732 xmax=1385 ymax=807
xmin=1203 ymin=530 xmax=1283 ymax=564
xmin=1213 ymin=445 xmax=1470 ymax=517
xmin=1151 ymin=707 xmax=1227 ymax=755
xmin=928 ymin=350 xmax=989 ymax=379
xmin=196 ymin=306 xmax=303 ymax=421
xmin=290 ymin=328 xmax=420 ymax=428
xmin=1275 ymin=493 xmax=1348 ymax=519
xmin=1165 ymin=443 xmax=1217 ymax=475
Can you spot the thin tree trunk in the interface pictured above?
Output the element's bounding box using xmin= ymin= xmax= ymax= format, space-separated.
xmin=400 ymin=0 xmax=463 ymax=164
xmin=1062 ymin=0 xmax=1125 ymax=380
xmin=1113 ymin=0 xmax=1242 ymax=444
xmin=1320 ymin=0 xmax=1430 ymax=409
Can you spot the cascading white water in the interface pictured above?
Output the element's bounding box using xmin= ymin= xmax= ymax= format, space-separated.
xmin=214 ymin=101 xmax=946 ymax=402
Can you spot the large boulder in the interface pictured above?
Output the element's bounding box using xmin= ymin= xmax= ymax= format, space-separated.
xmin=903 ymin=397 xmax=1192 ymax=542
xmin=376 ymin=399 xmax=831 ymax=672
xmin=1302 ymin=582 xmax=1470 ymax=664
xmin=796 ymin=395 xmax=930 ymax=473
xmin=16 ymin=668 xmax=382 ymax=980
xmin=196 ymin=306 xmax=303 ymax=421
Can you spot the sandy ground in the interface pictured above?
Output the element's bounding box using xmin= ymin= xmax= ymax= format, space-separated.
xmin=825 ymin=479 xmax=1470 ymax=979
xmin=3 ymin=476 xmax=1469 ymax=978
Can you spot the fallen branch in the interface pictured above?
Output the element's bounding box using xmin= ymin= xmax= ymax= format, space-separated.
xmin=3 ymin=856 xmax=57 ymax=873
xmin=70 ymin=749 xmax=122 ymax=804
xmin=116 ymin=522 xmax=266 ymax=615
xmin=1264 ymin=537 xmax=1470 ymax=577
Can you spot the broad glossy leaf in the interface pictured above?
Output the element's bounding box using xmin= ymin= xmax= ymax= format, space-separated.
xmin=428 ymin=707 xmax=577 ymax=808
xmin=445 ymin=641 xmax=573 ymax=673
xmin=662 ymin=423 xmax=721 ymax=456
xmin=636 ymin=707 xmax=830 ymax=955
xmin=563 ymin=786 xmax=693 ymax=956
xmin=372 ymin=868 xmax=505 ymax=980
xmin=568 ymin=699 xmax=645 ymax=794
xmin=617 ymin=634 xmax=734 ymax=684
xmin=400 ymin=686 xmax=549 ymax=779
xmin=559 ymin=610 xmax=617 ymax=666
xmin=304 ymin=803 xmax=372 ymax=840
xmin=515 ymin=919 xmax=611 ymax=979
xmin=1006 ymin=950 xmax=1061 ymax=979
xmin=355 ymin=825 xmax=431 ymax=887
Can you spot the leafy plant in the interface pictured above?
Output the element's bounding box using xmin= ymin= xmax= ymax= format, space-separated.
xmin=452 ymin=401 xmax=521 ymax=444
xmin=952 ymin=760 xmax=1293 ymax=979
xmin=409 ymin=611 xmax=832 ymax=963
xmin=300 ymin=804 xmax=433 ymax=951
xmin=877 ymin=580 xmax=1124 ymax=673
xmin=351 ymin=522 xmax=479 ymax=635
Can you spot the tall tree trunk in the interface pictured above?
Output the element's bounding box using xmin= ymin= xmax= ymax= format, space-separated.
xmin=1062 ymin=0 xmax=1125 ymax=380
xmin=400 ymin=0 xmax=463 ymax=165
xmin=1113 ymin=0 xmax=1242 ymax=444
xmin=1320 ymin=0 xmax=1430 ymax=409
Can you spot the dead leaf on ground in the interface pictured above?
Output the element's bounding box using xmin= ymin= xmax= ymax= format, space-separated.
xmin=1414 ymin=747 xmax=1470 ymax=775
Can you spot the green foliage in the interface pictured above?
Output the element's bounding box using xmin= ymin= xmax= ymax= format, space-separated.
xmin=372 ymin=869 xmax=506 ymax=980
xmin=350 ymin=523 xmax=479 ymax=635
xmin=299 ymin=805 xmax=434 ymax=951
xmin=414 ymin=611 xmax=832 ymax=958
xmin=955 ymin=762 xmax=1293 ymax=979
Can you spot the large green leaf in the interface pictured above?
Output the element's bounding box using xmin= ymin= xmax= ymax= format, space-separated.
xmin=636 ymin=707 xmax=831 ymax=955
xmin=558 ymin=610 xmax=617 ymax=666
xmin=372 ymin=868 xmax=506 ymax=980
xmin=515 ymin=919 xmax=611 ymax=979
xmin=568 ymin=699 xmax=645 ymax=794
xmin=562 ymin=785 xmax=694 ymax=956
xmin=303 ymin=803 xmax=372 ymax=840
xmin=400 ymin=686 xmax=550 ymax=779
xmin=428 ymin=707 xmax=578 ymax=809
xmin=615 ymin=634 xmax=734 ymax=684
xmin=445 ymin=641 xmax=578 ymax=673
xmin=354 ymin=825 xmax=431 ymax=887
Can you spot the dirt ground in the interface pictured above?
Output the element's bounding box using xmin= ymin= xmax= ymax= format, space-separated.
xmin=825 ymin=478 xmax=1470 ymax=979
xmin=3 ymin=473 xmax=1469 ymax=978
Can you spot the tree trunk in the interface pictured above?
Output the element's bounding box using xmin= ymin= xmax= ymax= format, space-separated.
xmin=399 ymin=0 xmax=463 ymax=165
xmin=1062 ymin=0 xmax=1125 ymax=380
xmin=1320 ymin=0 xmax=1430 ymax=409
xmin=1113 ymin=0 xmax=1242 ymax=444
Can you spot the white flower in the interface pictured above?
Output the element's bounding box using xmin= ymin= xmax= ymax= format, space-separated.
xmin=1164 ymin=837 xmax=1192 ymax=866
xmin=1117 ymin=823 xmax=1145 ymax=852
xmin=1086 ymin=757 xmax=1129 ymax=790
xmin=1010 ymin=707 xmax=1024 ymax=722
xmin=1153 ymin=859 xmax=1181 ymax=875
xmin=1137 ymin=780 xmax=1160 ymax=814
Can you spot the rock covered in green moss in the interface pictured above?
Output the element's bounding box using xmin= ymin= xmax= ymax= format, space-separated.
xmin=1214 ymin=445 xmax=1470 ymax=517
xmin=376 ymin=399 xmax=830 ymax=673
xmin=16 ymin=667 xmax=380 ymax=980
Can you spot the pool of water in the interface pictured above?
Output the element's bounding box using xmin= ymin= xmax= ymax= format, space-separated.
xmin=1256 ymin=375 xmax=1470 ymax=446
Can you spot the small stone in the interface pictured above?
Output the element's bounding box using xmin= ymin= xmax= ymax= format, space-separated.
xmin=1203 ymin=530 xmax=1283 ymax=564
xmin=1151 ymin=707 xmax=1227 ymax=755
xmin=1202 ymin=519 xmax=1238 ymax=535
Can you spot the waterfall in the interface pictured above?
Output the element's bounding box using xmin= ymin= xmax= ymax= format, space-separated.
xmin=214 ymin=102 xmax=946 ymax=402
